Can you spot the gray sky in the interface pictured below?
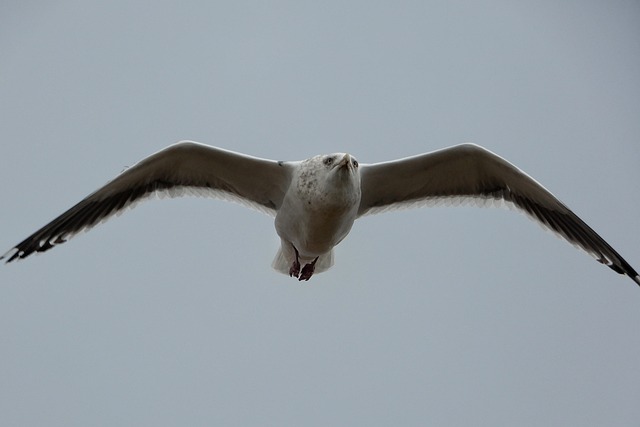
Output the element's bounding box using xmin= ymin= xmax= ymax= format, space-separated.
xmin=1 ymin=1 xmax=639 ymax=426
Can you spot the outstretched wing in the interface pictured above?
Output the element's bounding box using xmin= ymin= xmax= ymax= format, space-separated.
xmin=2 ymin=141 xmax=291 ymax=262
xmin=358 ymin=143 xmax=639 ymax=286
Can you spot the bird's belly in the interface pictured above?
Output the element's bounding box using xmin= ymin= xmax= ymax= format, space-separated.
xmin=275 ymin=203 xmax=356 ymax=258
xmin=302 ymin=213 xmax=353 ymax=254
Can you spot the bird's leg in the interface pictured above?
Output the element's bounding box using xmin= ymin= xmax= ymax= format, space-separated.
xmin=298 ymin=257 xmax=319 ymax=282
xmin=289 ymin=245 xmax=301 ymax=278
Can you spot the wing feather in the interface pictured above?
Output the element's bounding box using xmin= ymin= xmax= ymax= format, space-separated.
xmin=358 ymin=143 xmax=639 ymax=285
xmin=2 ymin=141 xmax=291 ymax=262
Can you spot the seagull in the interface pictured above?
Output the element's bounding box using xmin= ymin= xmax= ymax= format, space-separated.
xmin=2 ymin=141 xmax=638 ymax=285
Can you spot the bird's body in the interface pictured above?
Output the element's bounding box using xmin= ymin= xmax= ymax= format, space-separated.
xmin=3 ymin=141 xmax=639 ymax=286
xmin=274 ymin=153 xmax=361 ymax=278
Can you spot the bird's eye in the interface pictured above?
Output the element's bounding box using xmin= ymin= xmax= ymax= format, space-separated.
xmin=323 ymin=157 xmax=334 ymax=166
xmin=352 ymin=159 xmax=358 ymax=168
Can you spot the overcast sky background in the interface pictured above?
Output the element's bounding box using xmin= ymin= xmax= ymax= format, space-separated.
xmin=1 ymin=1 xmax=639 ymax=426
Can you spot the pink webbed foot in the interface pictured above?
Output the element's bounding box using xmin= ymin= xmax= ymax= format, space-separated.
xmin=289 ymin=259 xmax=300 ymax=278
xmin=289 ymin=245 xmax=301 ymax=278
xmin=298 ymin=257 xmax=319 ymax=281
xmin=288 ymin=244 xmax=318 ymax=281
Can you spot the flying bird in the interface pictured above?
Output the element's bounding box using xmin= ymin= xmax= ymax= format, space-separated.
xmin=2 ymin=141 xmax=638 ymax=285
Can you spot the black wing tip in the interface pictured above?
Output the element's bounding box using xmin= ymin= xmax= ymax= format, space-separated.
xmin=2 ymin=237 xmax=65 ymax=264
xmin=606 ymin=263 xmax=640 ymax=287
xmin=1 ymin=248 xmax=20 ymax=263
xmin=625 ymin=270 xmax=640 ymax=287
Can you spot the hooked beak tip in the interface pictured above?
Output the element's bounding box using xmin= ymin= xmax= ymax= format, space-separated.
xmin=338 ymin=154 xmax=352 ymax=168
